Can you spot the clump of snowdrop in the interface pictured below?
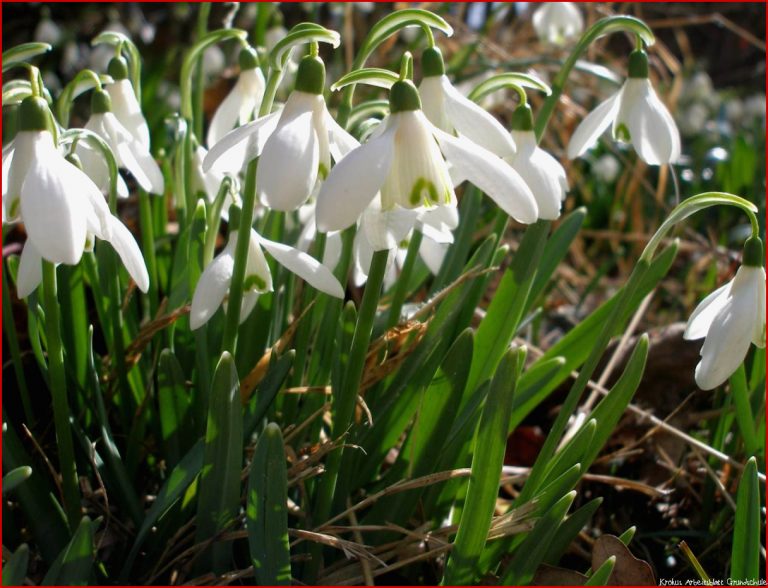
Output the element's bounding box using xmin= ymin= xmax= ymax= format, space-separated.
xmin=77 ymin=88 xmax=164 ymax=196
xmin=3 ymin=96 xmax=149 ymax=296
xmin=190 ymin=207 xmax=344 ymax=330
xmin=532 ymin=2 xmax=584 ymax=46
xmin=205 ymin=53 xmax=359 ymax=212
xmin=316 ymin=73 xmax=538 ymax=243
xmin=684 ymin=236 xmax=766 ymax=390
xmin=568 ymin=48 xmax=681 ymax=166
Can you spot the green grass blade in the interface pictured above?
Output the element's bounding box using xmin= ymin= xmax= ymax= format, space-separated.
xmin=586 ymin=555 xmax=616 ymax=585
xmin=247 ymin=423 xmax=291 ymax=584
xmin=729 ymin=366 xmax=760 ymax=458
xmin=2 ymin=544 xmax=29 ymax=586
xmin=2 ymin=465 xmax=32 ymax=495
xmin=544 ymin=497 xmax=603 ymax=565
xmin=42 ymin=517 xmax=95 ymax=586
xmin=443 ymin=347 xmax=525 ymax=585
xmin=731 ymin=456 xmax=761 ymax=582
xmin=158 ymin=349 xmax=192 ymax=469
xmin=502 ymin=491 xmax=577 ymax=585
xmin=195 ymin=352 xmax=244 ymax=573
xmin=244 ymin=350 xmax=296 ymax=437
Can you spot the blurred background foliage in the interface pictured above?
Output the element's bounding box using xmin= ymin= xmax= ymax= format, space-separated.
xmin=2 ymin=2 xmax=765 ymax=585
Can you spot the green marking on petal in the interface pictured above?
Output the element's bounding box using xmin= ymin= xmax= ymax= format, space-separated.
xmin=444 ymin=188 xmax=452 ymax=205
xmin=427 ymin=181 xmax=439 ymax=204
xmin=244 ymin=274 xmax=267 ymax=292
xmin=318 ymin=162 xmax=329 ymax=180
xmin=409 ymin=177 xmax=439 ymax=207
xmin=615 ymin=123 xmax=631 ymax=142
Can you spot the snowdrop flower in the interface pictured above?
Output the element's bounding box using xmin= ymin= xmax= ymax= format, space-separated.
xmin=592 ymin=153 xmax=620 ymax=183
xmin=4 ymin=96 xmax=149 ymax=296
xmin=105 ymin=56 xmax=151 ymax=149
xmin=205 ymin=54 xmax=359 ymax=212
xmin=34 ymin=9 xmax=62 ymax=46
xmin=316 ymin=78 xmax=538 ymax=240
xmin=296 ymin=199 xmax=343 ymax=270
xmin=418 ymin=47 xmax=516 ymax=158
xmin=532 ymin=3 xmax=584 ymax=46
xmin=190 ymin=223 xmax=344 ymax=330
xmin=684 ymin=237 xmax=766 ymax=390
xmin=206 ymin=47 xmax=266 ymax=148
xmin=190 ymin=144 xmax=238 ymax=219
xmin=77 ymin=88 xmax=164 ymax=196
xmin=568 ymin=49 xmax=681 ymax=166
xmin=505 ymin=104 xmax=568 ymax=220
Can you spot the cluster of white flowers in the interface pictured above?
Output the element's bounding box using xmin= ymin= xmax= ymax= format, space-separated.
xmin=4 ymin=4 xmax=764 ymax=393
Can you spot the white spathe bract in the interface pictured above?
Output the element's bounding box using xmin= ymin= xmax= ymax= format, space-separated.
xmin=683 ymin=264 xmax=766 ymax=390
xmin=532 ymin=2 xmax=584 ymax=45
xmin=206 ymin=67 xmax=265 ymax=148
xmin=419 ymin=75 xmax=516 ymax=158
xmin=316 ymin=109 xmax=537 ymax=234
xmin=79 ymin=111 xmax=164 ymax=195
xmin=205 ymin=91 xmax=358 ymax=212
xmin=106 ymin=79 xmax=151 ymax=149
xmin=507 ymin=130 xmax=568 ymax=220
xmin=568 ymin=78 xmax=681 ymax=166
xmin=190 ymin=228 xmax=344 ymax=330
xmin=4 ymin=129 xmax=149 ymax=295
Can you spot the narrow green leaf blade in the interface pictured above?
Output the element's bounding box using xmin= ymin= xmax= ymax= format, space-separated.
xmin=2 ymin=466 xmax=32 ymax=495
xmin=587 ymin=555 xmax=617 ymax=586
xmin=731 ymin=457 xmax=761 ymax=582
xmin=2 ymin=544 xmax=29 ymax=586
xmin=42 ymin=517 xmax=95 ymax=586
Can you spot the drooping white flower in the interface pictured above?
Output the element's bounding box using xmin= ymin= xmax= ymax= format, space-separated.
xmin=104 ymin=56 xmax=151 ymax=149
xmin=205 ymin=55 xmax=359 ymax=212
xmin=505 ymin=104 xmax=568 ymax=220
xmin=418 ymin=47 xmax=516 ymax=158
xmin=77 ymin=88 xmax=164 ymax=196
xmin=532 ymin=2 xmax=584 ymax=46
xmin=316 ymin=78 xmax=538 ymax=239
xmin=568 ymin=49 xmax=681 ymax=166
xmin=684 ymin=238 xmax=766 ymax=390
xmin=592 ymin=153 xmax=621 ymax=183
xmin=190 ymin=144 xmax=238 ymax=220
xmin=5 ymin=96 xmax=149 ymax=295
xmin=190 ymin=226 xmax=344 ymax=330
xmin=34 ymin=11 xmax=62 ymax=46
xmin=206 ymin=47 xmax=266 ymax=148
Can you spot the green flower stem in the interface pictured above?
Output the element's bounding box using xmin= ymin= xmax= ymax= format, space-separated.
xmin=221 ymin=159 xmax=258 ymax=355
xmin=203 ymin=178 xmax=233 ymax=265
xmin=41 ymin=261 xmax=81 ymax=530
xmin=258 ymin=69 xmax=284 ymax=118
xmin=386 ymin=229 xmax=423 ymax=328
xmin=3 ymin=260 xmax=34 ymax=426
xmin=534 ymin=15 xmax=654 ymax=142
xmin=193 ymin=3 xmax=212 ymax=141
xmin=308 ymin=248 xmax=389 ymax=581
xmin=138 ymin=189 xmax=159 ymax=317
xmin=105 ymin=247 xmax=133 ymax=428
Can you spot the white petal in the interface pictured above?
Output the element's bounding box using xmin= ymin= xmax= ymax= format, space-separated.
xmin=17 ymin=241 xmax=43 ymax=298
xmin=440 ymin=76 xmax=516 ymax=158
xmin=567 ymin=90 xmax=622 ymax=159
xmin=106 ymin=79 xmax=150 ymax=149
xmin=418 ymin=235 xmax=449 ymax=275
xmin=20 ymin=140 xmax=89 ymax=265
xmin=419 ymin=220 xmax=453 ymax=245
xmin=620 ymin=78 xmax=681 ymax=165
xmin=752 ymin=268 xmax=767 ymax=348
xmin=258 ymin=96 xmax=319 ymax=211
xmin=5 ymin=133 xmax=38 ymax=223
xmin=509 ymin=131 xmax=567 ymax=220
xmin=316 ymin=118 xmax=397 ymax=233
xmin=353 ymin=229 xmax=374 ymax=287
xmin=190 ymin=245 xmax=235 ymax=330
xmin=207 ymin=79 xmax=248 ymax=148
xmin=244 ymin=230 xmax=274 ymax=294
xmin=683 ymin=281 xmax=731 ymax=341
xmin=433 ymin=126 xmax=538 ymax=224
xmin=326 ymin=108 xmax=360 ymax=161
xmin=418 ymin=76 xmax=451 ymax=132
xmin=107 ymin=216 xmax=150 ymax=292
xmin=203 ymin=111 xmax=280 ymax=173
xmin=238 ymin=291 xmax=261 ymax=325
xmin=257 ymin=232 xmax=344 ymax=298
xmin=362 ymin=205 xmax=419 ymax=251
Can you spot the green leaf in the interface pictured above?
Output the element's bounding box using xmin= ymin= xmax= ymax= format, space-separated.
xmin=2 ymin=42 xmax=51 ymax=72
xmin=544 ymin=498 xmax=603 ymax=565
xmin=468 ymin=72 xmax=551 ymax=102
xmin=2 ymin=466 xmax=32 ymax=495
xmin=158 ymin=349 xmax=192 ymax=469
xmin=729 ymin=366 xmax=760 ymax=458
xmin=247 ymin=423 xmax=291 ymax=584
xmin=2 ymin=544 xmax=29 ymax=586
xmin=534 ymin=463 xmax=583 ymax=515
xmin=269 ymin=24 xmax=340 ymax=71
xmin=443 ymin=346 xmax=525 ymax=585
xmin=42 ymin=517 xmax=95 ymax=586
xmin=587 ymin=556 xmax=617 ymax=585
xmin=618 ymin=526 xmax=637 ymax=546
xmin=330 ymin=67 xmax=399 ymax=91
xmin=731 ymin=457 xmax=761 ymax=582
xmin=540 ymin=420 xmax=596 ymax=489
xmin=244 ymin=350 xmax=296 ymax=437
xmin=195 ymin=352 xmax=244 ymax=573
xmin=501 ymin=491 xmax=576 ymax=585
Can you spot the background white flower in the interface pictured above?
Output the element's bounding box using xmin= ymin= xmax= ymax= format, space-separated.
xmin=532 ymin=2 xmax=584 ymax=46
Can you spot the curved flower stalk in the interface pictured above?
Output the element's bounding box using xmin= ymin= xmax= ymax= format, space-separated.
xmin=206 ymin=47 xmax=265 ymax=148
xmin=568 ymin=48 xmax=681 ymax=165
xmin=190 ymin=223 xmax=344 ymax=330
xmin=205 ymin=53 xmax=358 ymax=212
xmin=104 ymin=55 xmax=151 ymax=149
xmin=316 ymin=77 xmax=538 ymax=239
xmin=506 ymin=104 xmax=568 ymax=220
xmin=684 ymin=237 xmax=766 ymax=390
xmin=418 ymin=46 xmax=516 ymax=158
xmin=77 ymin=87 xmax=164 ymax=196
xmin=532 ymin=2 xmax=584 ymax=46
xmin=4 ymin=96 xmax=149 ymax=296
